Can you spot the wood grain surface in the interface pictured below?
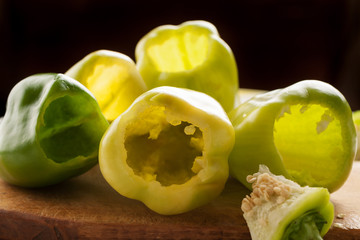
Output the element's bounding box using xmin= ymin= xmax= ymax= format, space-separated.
xmin=0 ymin=89 xmax=359 ymax=239
xmin=0 ymin=161 xmax=360 ymax=240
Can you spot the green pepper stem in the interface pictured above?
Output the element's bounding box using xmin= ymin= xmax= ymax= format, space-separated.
xmin=282 ymin=211 xmax=327 ymax=240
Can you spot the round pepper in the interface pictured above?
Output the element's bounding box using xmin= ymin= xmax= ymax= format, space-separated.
xmin=229 ymin=80 xmax=356 ymax=193
xmin=99 ymin=86 xmax=234 ymax=215
xmin=0 ymin=73 xmax=109 ymax=187
xmin=241 ymin=165 xmax=334 ymax=240
xmin=135 ymin=20 xmax=239 ymax=112
xmin=66 ymin=50 xmax=147 ymax=122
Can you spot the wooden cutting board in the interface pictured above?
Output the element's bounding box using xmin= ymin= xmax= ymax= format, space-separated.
xmin=0 ymin=89 xmax=359 ymax=239
xmin=0 ymin=162 xmax=360 ymax=240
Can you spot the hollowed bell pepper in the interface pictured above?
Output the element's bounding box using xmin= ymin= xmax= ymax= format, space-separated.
xmin=66 ymin=50 xmax=147 ymax=122
xmin=99 ymin=86 xmax=234 ymax=215
xmin=242 ymin=165 xmax=334 ymax=240
xmin=135 ymin=20 xmax=239 ymax=112
xmin=0 ymin=73 xmax=109 ymax=187
xmin=229 ymin=80 xmax=356 ymax=193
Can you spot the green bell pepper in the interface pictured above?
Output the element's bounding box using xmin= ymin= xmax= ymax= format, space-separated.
xmin=99 ymin=86 xmax=234 ymax=215
xmin=66 ymin=50 xmax=147 ymax=122
xmin=241 ymin=165 xmax=334 ymax=240
xmin=229 ymin=80 xmax=356 ymax=193
xmin=0 ymin=73 xmax=109 ymax=187
xmin=135 ymin=20 xmax=239 ymax=112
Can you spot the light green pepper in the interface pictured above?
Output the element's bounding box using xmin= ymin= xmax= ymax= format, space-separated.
xmin=0 ymin=73 xmax=109 ymax=187
xmin=241 ymin=165 xmax=334 ymax=240
xmin=99 ymin=86 xmax=234 ymax=215
xmin=352 ymin=110 xmax=360 ymax=160
xmin=66 ymin=50 xmax=147 ymax=122
xmin=229 ymin=80 xmax=356 ymax=193
xmin=135 ymin=20 xmax=239 ymax=112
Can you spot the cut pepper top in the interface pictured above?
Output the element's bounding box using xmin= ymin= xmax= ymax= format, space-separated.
xmin=241 ymin=165 xmax=334 ymax=240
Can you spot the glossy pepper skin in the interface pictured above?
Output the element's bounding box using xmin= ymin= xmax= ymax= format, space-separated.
xmin=229 ymin=80 xmax=356 ymax=193
xmin=352 ymin=110 xmax=360 ymax=160
xmin=66 ymin=50 xmax=147 ymax=122
xmin=0 ymin=73 xmax=109 ymax=187
xmin=241 ymin=165 xmax=334 ymax=240
xmin=135 ymin=20 xmax=239 ymax=112
xmin=99 ymin=86 xmax=234 ymax=215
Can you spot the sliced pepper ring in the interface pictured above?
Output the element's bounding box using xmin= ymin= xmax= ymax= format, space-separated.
xmin=241 ymin=165 xmax=334 ymax=240
xmin=99 ymin=86 xmax=234 ymax=215
xmin=229 ymin=80 xmax=356 ymax=192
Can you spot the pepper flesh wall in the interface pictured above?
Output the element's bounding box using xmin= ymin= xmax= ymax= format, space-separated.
xmin=229 ymin=80 xmax=356 ymax=193
xmin=0 ymin=73 xmax=109 ymax=187
xmin=242 ymin=165 xmax=334 ymax=240
xmin=99 ymin=86 xmax=234 ymax=215
xmin=135 ymin=20 xmax=239 ymax=112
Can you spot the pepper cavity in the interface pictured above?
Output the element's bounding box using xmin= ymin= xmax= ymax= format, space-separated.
xmin=124 ymin=104 xmax=204 ymax=186
xmin=274 ymin=103 xmax=342 ymax=188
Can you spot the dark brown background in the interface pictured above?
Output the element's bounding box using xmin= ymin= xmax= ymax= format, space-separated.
xmin=1 ymin=0 xmax=360 ymax=115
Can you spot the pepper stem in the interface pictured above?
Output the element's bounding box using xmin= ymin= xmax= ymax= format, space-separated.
xmin=281 ymin=211 xmax=327 ymax=240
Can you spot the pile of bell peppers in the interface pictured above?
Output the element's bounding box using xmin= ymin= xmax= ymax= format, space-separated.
xmin=0 ymin=20 xmax=357 ymax=239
